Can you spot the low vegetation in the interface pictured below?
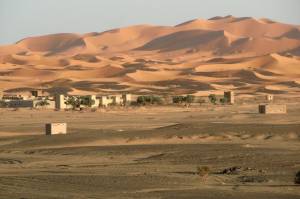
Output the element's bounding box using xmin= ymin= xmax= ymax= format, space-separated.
xmin=172 ymin=95 xmax=195 ymax=105
xmin=65 ymin=96 xmax=95 ymax=109
xmin=136 ymin=95 xmax=162 ymax=105
xmin=208 ymin=94 xmax=217 ymax=104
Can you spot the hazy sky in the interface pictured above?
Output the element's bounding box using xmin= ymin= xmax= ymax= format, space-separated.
xmin=0 ymin=0 xmax=300 ymax=44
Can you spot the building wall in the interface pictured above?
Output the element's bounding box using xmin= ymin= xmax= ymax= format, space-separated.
xmin=45 ymin=123 xmax=67 ymax=135
xmin=259 ymin=104 xmax=287 ymax=114
xmin=99 ymin=96 xmax=113 ymax=107
xmin=224 ymin=91 xmax=235 ymax=104
xmin=55 ymin=95 xmax=66 ymax=109
xmin=122 ymin=94 xmax=132 ymax=105
xmin=7 ymin=100 xmax=34 ymax=108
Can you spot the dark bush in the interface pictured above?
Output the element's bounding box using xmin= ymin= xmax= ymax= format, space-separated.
xmin=137 ymin=95 xmax=162 ymax=105
xmin=208 ymin=94 xmax=217 ymax=104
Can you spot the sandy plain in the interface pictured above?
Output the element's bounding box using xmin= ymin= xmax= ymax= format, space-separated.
xmin=0 ymin=98 xmax=299 ymax=198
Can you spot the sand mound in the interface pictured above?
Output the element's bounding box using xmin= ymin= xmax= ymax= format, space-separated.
xmin=17 ymin=33 xmax=86 ymax=53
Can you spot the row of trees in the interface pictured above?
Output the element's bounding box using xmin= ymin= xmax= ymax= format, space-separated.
xmin=65 ymin=96 xmax=95 ymax=109
xmin=136 ymin=95 xmax=162 ymax=105
xmin=135 ymin=94 xmax=229 ymax=106
xmin=172 ymin=95 xmax=195 ymax=104
xmin=208 ymin=94 xmax=228 ymax=105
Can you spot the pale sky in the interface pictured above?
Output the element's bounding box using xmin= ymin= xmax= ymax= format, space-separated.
xmin=0 ymin=0 xmax=300 ymax=44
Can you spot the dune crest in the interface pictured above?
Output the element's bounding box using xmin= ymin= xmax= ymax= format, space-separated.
xmin=0 ymin=16 xmax=299 ymax=95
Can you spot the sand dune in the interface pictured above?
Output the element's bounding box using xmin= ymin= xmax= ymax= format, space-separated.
xmin=0 ymin=16 xmax=299 ymax=95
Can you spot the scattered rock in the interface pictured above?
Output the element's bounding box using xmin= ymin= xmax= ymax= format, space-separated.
xmin=238 ymin=175 xmax=268 ymax=183
xmin=220 ymin=166 xmax=241 ymax=175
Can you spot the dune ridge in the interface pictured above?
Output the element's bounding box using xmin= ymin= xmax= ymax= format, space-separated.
xmin=0 ymin=16 xmax=300 ymax=95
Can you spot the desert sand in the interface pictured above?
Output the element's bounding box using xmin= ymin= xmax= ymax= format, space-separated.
xmin=0 ymin=16 xmax=300 ymax=198
xmin=0 ymin=16 xmax=300 ymax=96
xmin=0 ymin=97 xmax=299 ymax=198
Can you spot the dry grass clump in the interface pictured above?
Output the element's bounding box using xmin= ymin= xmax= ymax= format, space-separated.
xmin=197 ymin=166 xmax=210 ymax=181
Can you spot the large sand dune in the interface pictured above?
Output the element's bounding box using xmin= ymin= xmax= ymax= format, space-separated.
xmin=0 ymin=16 xmax=300 ymax=95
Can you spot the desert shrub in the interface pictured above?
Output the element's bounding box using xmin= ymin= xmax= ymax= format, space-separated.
xmin=208 ymin=94 xmax=217 ymax=104
xmin=197 ymin=166 xmax=211 ymax=177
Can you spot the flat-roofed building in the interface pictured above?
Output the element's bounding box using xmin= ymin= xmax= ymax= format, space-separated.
xmin=45 ymin=123 xmax=67 ymax=135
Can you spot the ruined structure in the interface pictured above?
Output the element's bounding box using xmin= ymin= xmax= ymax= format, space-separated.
xmin=224 ymin=91 xmax=235 ymax=104
xmin=266 ymin=94 xmax=274 ymax=102
xmin=45 ymin=123 xmax=67 ymax=135
xmin=55 ymin=94 xmax=66 ymax=110
xmin=258 ymin=104 xmax=287 ymax=114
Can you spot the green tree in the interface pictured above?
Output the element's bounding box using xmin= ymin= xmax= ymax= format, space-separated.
xmin=208 ymin=94 xmax=217 ymax=104
xmin=80 ymin=96 xmax=95 ymax=107
xmin=65 ymin=96 xmax=81 ymax=109
xmin=137 ymin=95 xmax=162 ymax=105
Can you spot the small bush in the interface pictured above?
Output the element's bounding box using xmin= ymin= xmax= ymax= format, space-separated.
xmin=208 ymin=94 xmax=217 ymax=104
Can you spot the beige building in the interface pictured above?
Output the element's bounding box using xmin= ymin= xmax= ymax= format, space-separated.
xmin=122 ymin=94 xmax=132 ymax=105
xmin=45 ymin=123 xmax=67 ymax=135
xmin=224 ymin=91 xmax=235 ymax=104
xmin=259 ymin=104 xmax=287 ymax=114
xmin=112 ymin=95 xmax=122 ymax=105
xmin=266 ymin=94 xmax=274 ymax=102
xmin=89 ymin=95 xmax=100 ymax=108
